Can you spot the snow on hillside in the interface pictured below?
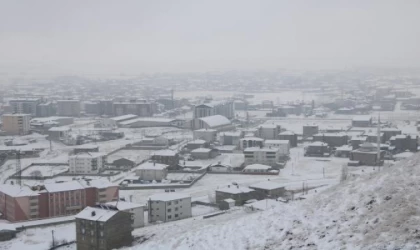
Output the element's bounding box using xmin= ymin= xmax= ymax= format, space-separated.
xmin=130 ymin=153 xmax=420 ymax=250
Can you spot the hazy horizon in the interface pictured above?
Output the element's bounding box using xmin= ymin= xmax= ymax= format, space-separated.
xmin=1 ymin=0 xmax=420 ymax=76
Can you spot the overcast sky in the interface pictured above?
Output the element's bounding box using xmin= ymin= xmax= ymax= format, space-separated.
xmin=1 ymin=0 xmax=419 ymax=75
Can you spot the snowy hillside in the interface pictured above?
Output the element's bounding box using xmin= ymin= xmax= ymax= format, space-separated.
xmin=131 ymin=154 xmax=420 ymax=250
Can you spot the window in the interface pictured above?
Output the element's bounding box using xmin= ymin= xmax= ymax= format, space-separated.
xmin=175 ymin=207 xmax=178 ymax=211
xmin=168 ymin=202 xmax=171 ymax=205
xmin=168 ymin=215 xmax=172 ymax=219
xmin=175 ymin=214 xmax=178 ymax=218
xmin=167 ymin=209 xmax=171 ymax=212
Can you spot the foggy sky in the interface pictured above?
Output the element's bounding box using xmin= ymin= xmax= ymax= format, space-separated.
xmin=1 ymin=0 xmax=420 ymax=75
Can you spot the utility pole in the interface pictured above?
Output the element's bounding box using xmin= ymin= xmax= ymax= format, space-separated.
xmin=377 ymin=113 xmax=381 ymax=170
xmin=52 ymin=230 xmax=55 ymax=247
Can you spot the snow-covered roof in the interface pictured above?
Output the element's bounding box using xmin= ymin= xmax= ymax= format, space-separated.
xmin=222 ymin=131 xmax=242 ymax=137
xmin=110 ymin=114 xmax=138 ymax=122
xmin=152 ymin=149 xmax=178 ymax=157
xmin=223 ymin=198 xmax=236 ymax=203
xmin=249 ymin=181 xmax=285 ymax=190
xmin=308 ymin=141 xmax=328 ymax=147
xmin=69 ymin=152 xmax=106 ymax=159
xmin=244 ymin=164 xmax=272 ymax=170
xmin=80 ymin=179 xmax=117 ymax=189
xmin=217 ymin=186 xmax=255 ymax=194
xmin=313 ymin=133 xmax=347 ymax=137
xmin=44 ymin=181 xmax=84 ymax=193
xmin=188 ymin=139 xmax=206 ymax=144
xmin=259 ymin=124 xmax=278 ymax=129
xmin=75 ymin=207 xmax=117 ymax=222
xmin=198 ymin=115 xmax=231 ymax=128
xmin=148 ymin=193 xmax=191 ymax=202
xmin=137 ymin=162 xmax=168 ymax=170
xmin=352 ymin=116 xmax=372 ymax=122
xmin=279 ymin=131 xmax=295 ymax=135
xmin=191 ymin=148 xmax=212 ymax=153
xmin=48 ymin=126 xmax=71 ymax=132
xmin=241 ymin=137 xmax=264 ymax=141
xmin=0 ymin=223 xmax=16 ymax=232
xmin=0 ymin=185 xmax=38 ymax=197
xmin=336 ymin=145 xmax=353 ymax=151
xmin=195 ymin=128 xmax=217 ymax=132
xmin=119 ymin=117 xmax=176 ymax=125
xmin=381 ymin=128 xmax=401 ymax=132
xmin=394 ymin=152 xmax=414 ymax=159
xmin=105 ymin=201 xmax=145 ymax=211
xmin=265 ymin=140 xmax=290 ymax=145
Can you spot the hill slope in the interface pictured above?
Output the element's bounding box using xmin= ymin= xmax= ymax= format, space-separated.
xmin=132 ymin=154 xmax=420 ymax=250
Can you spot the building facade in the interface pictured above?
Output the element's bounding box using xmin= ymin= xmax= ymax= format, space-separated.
xmin=2 ymin=114 xmax=31 ymax=135
xmin=57 ymin=100 xmax=81 ymax=117
xmin=69 ymin=153 xmax=107 ymax=174
xmin=148 ymin=193 xmax=192 ymax=223
xmin=244 ymin=147 xmax=281 ymax=167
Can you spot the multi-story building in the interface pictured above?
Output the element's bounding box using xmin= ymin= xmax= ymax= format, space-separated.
xmin=193 ymin=129 xmax=217 ymax=142
xmin=0 ymin=179 xmax=119 ymax=222
xmin=151 ymin=150 xmax=179 ymax=169
xmin=264 ymin=140 xmax=290 ymax=156
xmin=193 ymin=100 xmax=234 ymax=119
xmin=104 ymin=201 xmax=145 ymax=228
xmin=69 ymin=152 xmax=107 ymax=174
xmin=243 ymin=147 xmax=281 ymax=167
xmin=215 ymin=186 xmax=256 ymax=206
xmin=1 ymin=114 xmax=31 ymax=135
xmin=240 ymin=136 xmax=264 ymax=150
xmin=75 ymin=206 xmax=133 ymax=250
xmin=135 ymin=162 xmax=168 ymax=181
xmin=113 ymin=101 xmax=153 ymax=117
xmin=36 ymin=102 xmax=55 ymax=117
xmin=147 ymin=193 xmax=192 ymax=223
xmin=258 ymin=124 xmax=281 ymax=140
xmin=9 ymin=98 xmax=41 ymax=116
xmin=57 ymin=100 xmax=81 ymax=117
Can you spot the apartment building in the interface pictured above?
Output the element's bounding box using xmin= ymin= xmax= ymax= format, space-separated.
xmin=193 ymin=100 xmax=234 ymax=119
xmin=57 ymin=100 xmax=81 ymax=117
xmin=0 ymin=180 xmax=119 ymax=222
xmin=113 ymin=101 xmax=153 ymax=117
xmin=257 ymin=124 xmax=281 ymax=140
xmin=9 ymin=98 xmax=41 ymax=116
xmin=2 ymin=114 xmax=31 ymax=135
xmin=69 ymin=152 xmax=107 ymax=174
xmin=135 ymin=162 xmax=168 ymax=181
xmin=75 ymin=206 xmax=133 ymax=250
xmin=147 ymin=193 xmax=192 ymax=223
xmin=243 ymin=147 xmax=281 ymax=167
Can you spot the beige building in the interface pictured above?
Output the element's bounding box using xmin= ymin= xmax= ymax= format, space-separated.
xmin=147 ymin=193 xmax=192 ymax=223
xmin=2 ymin=114 xmax=31 ymax=135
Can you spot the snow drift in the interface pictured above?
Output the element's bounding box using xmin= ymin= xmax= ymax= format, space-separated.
xmin=133 ymin=153 xmax=420 ymax=250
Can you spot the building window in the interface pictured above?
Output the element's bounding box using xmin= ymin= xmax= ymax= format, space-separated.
xmin=175 ymin=207 xmax=178 ymax=211
xmin=175 ymin=214 xmax=178 ymax=218
xmin=167 ymin=209 xmax=171 ymax=212
xmin=168 ymin=202 xmax=171 ymax=205
xmin=168 ymin=215 xmax=172 ymax=219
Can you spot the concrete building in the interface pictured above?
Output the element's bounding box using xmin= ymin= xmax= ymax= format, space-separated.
xmin=278 ymin=131 xmax=298 ymax=147
xmin=47 ymin=126 xmax=71 ymax=141
xmin=75 ymin=206 xmax=133 ymax=250
xmin=193 ymin=129 xmax=217 ymax=143
xmin=258 ymin=124 xmax=281 ymax=140
xmin=151 ymin=150 xmax=179 ymax=169
xmin=113 ymin=101 xmax=153 ymax=117
xmin=249 ymin=181 xmax=286 ymax=199
xmin=209 ymin=163 xmax=233 ymax=172
xmin=193 ymin=100 xmax=234 ymax=119
xmin=147 ymin=193 xmax=192 ymax=223
xmin=57 ymin=100 xmax=81 ymax=117
xmin=36 ymin=102 xmax=55 ymax=117
xmin=135 ymin=162 xmax=168 ymax=181
xmin=381 ymin=128 xmax=402 ymax=142
xmin=240 ymin=136 xmax=264 ymax=150
xmin=304 ymin=141 xmax=330 ymax=157
xmin=390 ymin=134 xmax=418 ymax=152
xmin=350 ymin=142 xmax=385 ymax=166
xmin=0 ymin=180 xmax=119 ymax=222
xmin=220 ymin=131 xmax=243 ymax=146
xmin=352 ymin=116 xmax=372 ymax=127
xmin=303 ymin=125 xmax=319 ymax=139
xmin=313 ymin=133 xmax=349 ymax=147
xmin=216 ymin=186 xmax=256 ymax=206
xmin=190 ymin=148 xmax=219 ymax=159
xmin=264 ymin=140 xmax=290 ymax=156
xmin=2 ymin=114 xmax=31 ymax=135
xmin=244 ymin=147 xmax=281 ymax=167
xmin=119 ymin=117 xmax=184 ymax=128
xmin=104 ymin=201 xmax=145 ymax=228
xmin=185 ymin=139 xmax=208 ymax=150
xmin=69 ymin=152 xmax=107 ymax=174
xmin=9 ymin=98 xmax=41 ymax=116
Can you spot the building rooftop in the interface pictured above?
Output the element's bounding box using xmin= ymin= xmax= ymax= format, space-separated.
xmin=48 ymin=126 xmax=71 ymax=132
xmin=69 ymin=152 xmax=106 ymax=159
xmin=105 ymin=201 xmax=145 ymax=211
xmin=75 ymin=207 xmax=117 ymax=222
xmin=217 ymin=186 xmax=255 ymax=194
xmin=279 ymin=131 xmax=295 ymax=135
xmin=110 ymin=114 xmax=138 ymax=122
xmin=44 ymin=181 xmax=84 ymax=193
xmin=352 ymin=116 xmax=372 ymax=122
xmin=244 ymin=164 xmax=272 ymax=170
xmin=191 ymin=148 xmax=212 ymax=153
xmin=198 ymin=115 xmax=231 ymax=128
xmin=244 ymin=147 xmax=279 ymax=153
xmin=241 ymin=136 xmax=264 ymax=141
xmin=152 ymin=149 xmax=178 ymax=157
xmin=188 ymin=139 xmax=206 ymax=144
xmin=0 ymin=185 xmax=38 ymax=198
xmin=136 ymin=161 xmax=168 ymax=170
xmin=119 ymin=117 xmax=176 ymax=125
xmin=265 ymin=140 xmax=290 ymax=145
xmin=148 ymin=193 xmax=191 ymax=202
xmin=249 ymin=181 xmax=285 ymax=190
xmin=308 ymin=141 xmax=328 ymax=147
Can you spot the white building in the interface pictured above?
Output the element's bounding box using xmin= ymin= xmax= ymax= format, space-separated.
xmin=220 ymin=131 xmax=243 ymax=146
xmin=1 ymin=114 xmax=31 ymax=135
xmin=243 ymin=164 xmax=274 ymax=173
xmin=135 ymin=162 xmax=168 ymax=181
xmin=264 ymin=140 xmax=290 ymax=156
xmin=243 ymin=147 xmax=281 ymax=167
xmin=69 ymin=152 xmax=107 ymax=174
xmin=193 ymin=115 xmax=233 ymax=131
xmin=105 ymin=201 xmax=145 ymax=228
xmin=193 ymin=129 xmax=217 ymax=142
xmin=193 ymin=101 xmax=234 ymax=119
xmin=147 ymin=193 xmax=192 ymax=223
xmin=240 ymin=136 xmax=264 ymax=150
